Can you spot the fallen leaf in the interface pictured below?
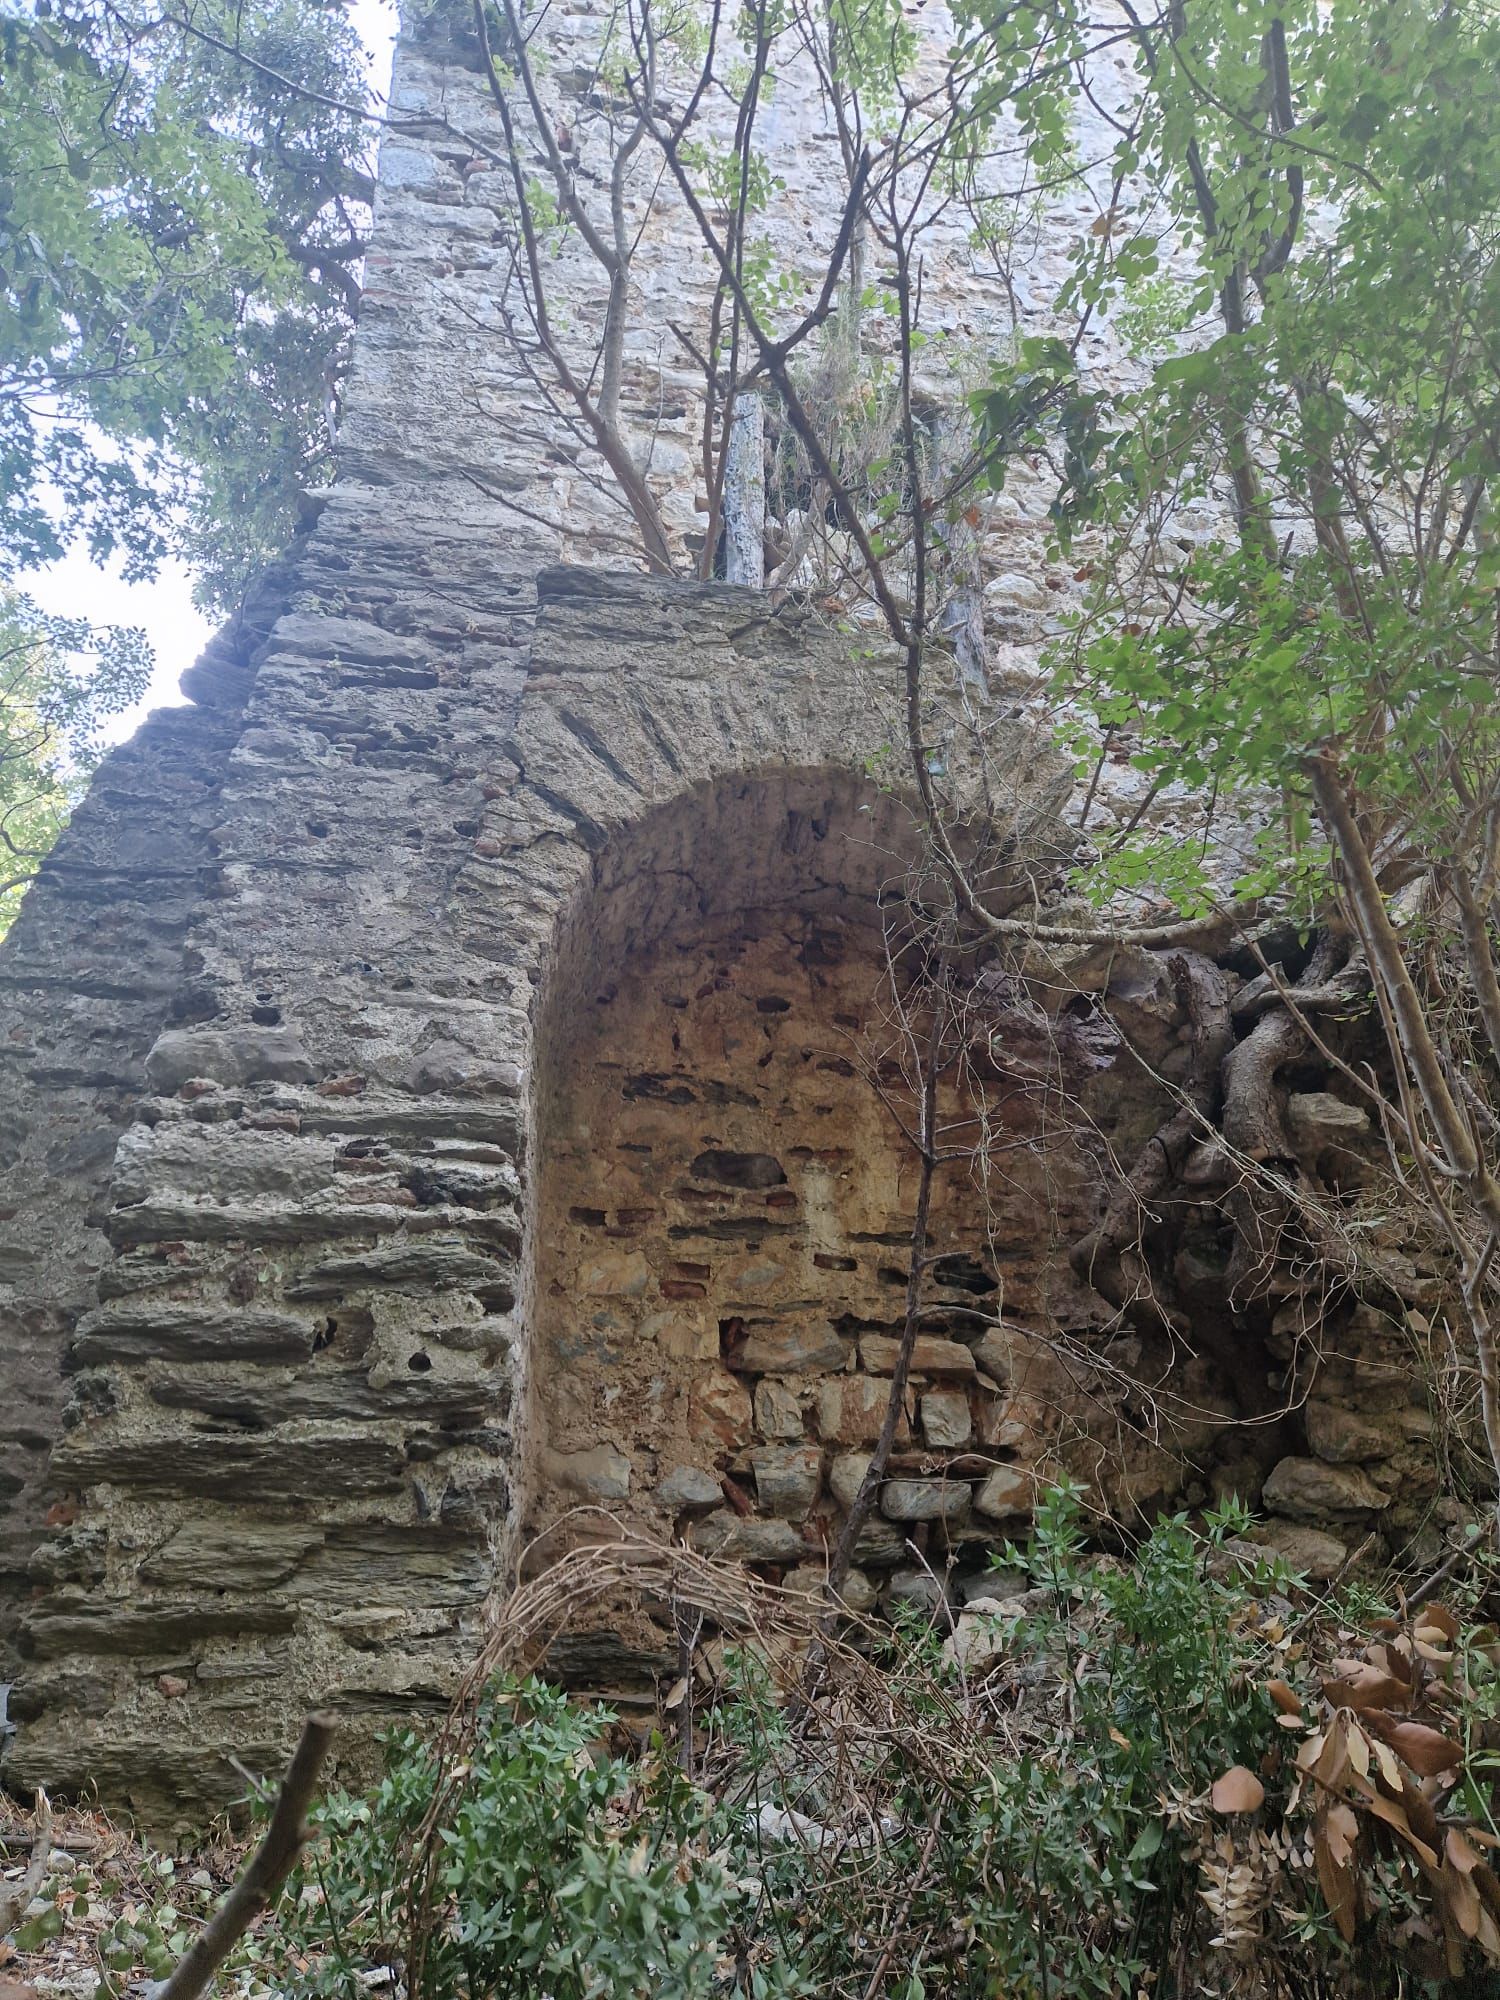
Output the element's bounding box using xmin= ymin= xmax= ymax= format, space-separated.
xmin=1314 ymin=1806 xmax=1358 ymax=1942
xmin=1449 ymin=1828 xmax=1483 ymax=1876
xmin=1372 ymin=1737 xmax=1403 ymax=1790
xmin=1266 ymin=1678 xmax=1303 ymax=1717
xmin=1323 ymin=1660 xmax=1406 ymax=1709
xmin=1211 ymin=1766 xmax=1265 ymax=1814
xmin=1421 ymin=1603 xmax=1460 ymax=1641
xmin=1362 ymin=1791 xmax=1438 ymax=1868
xmin=1382 ymin=1720 xmax=1463 ymax=1777
xmin=1325 ymin=1801 xmax=1359 ymax=1868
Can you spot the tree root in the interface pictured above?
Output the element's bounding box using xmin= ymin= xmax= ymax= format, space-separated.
xmin=1070 ymin=950 xmax=1233 ymax=1336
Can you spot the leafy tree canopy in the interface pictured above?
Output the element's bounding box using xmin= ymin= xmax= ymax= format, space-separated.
xmin=965 ymin=0 xmax=1500 ymax=920
xmin=0 ymin=0 xmax=373 ymax=614
xmin=0 ymin=593 xmax=149 ymax=932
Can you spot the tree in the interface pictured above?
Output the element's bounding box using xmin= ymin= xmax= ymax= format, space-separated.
xmin=0 ymin=0 xmax=373 ymax=613
xmin=965 ymin=0 xmax=1500 ymax=1504
xmin=0 ymin=595 xmax=150 ymax=934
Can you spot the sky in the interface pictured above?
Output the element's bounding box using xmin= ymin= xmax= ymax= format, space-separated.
xmin=22 ymin=0 xmax=400 ymax=746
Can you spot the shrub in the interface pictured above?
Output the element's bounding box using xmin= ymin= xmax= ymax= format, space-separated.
xmin=244 ymin=1491 xmax=1500 ymax=2000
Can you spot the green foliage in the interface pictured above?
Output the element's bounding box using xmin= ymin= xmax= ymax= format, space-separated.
xmin=0 ymin=0 xmax=372 ymax=611
xmin=0 ymin=593 xmax=149 ymax=934
xmin=242 ymin=1494 xmax=1330 ymax=2000
xmin=962 ymin=0 xmax=1500 ymax=914
xmin=275 ymin=1679 xmax=747 ymax=2000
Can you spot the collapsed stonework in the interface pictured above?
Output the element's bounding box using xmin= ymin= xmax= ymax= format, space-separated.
xmin=0 ymin=0 xmax=1463 ymax=1819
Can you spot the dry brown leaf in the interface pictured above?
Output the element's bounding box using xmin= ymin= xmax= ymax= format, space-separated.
xmin=1325 ymin=1801 xmax=1359 ymax=1868
xmin=1346 ymin=1725 xmax=1371 ymax=1780
xmin=1211 ymin=1766 xmax=1265 ymax=1814
xmin=1315 ymin=1716 xmax=1352 ymax=1790
xmin=1323 ymin=1663 xmax=1406 ymax=1709
xmin=1448 ymin=1827 xmax=1483 ymax=1876
xmin=1372 ymin=1737 xmax=1403 ymax=1791
xmin=1362 ymin=1790 xmax=1439 ymax=1868
xmin=1313 ymin=1807 xmax=1358 ymax=1942
xmin=1447 ymin=1864 xmax=1483 ymax=1941
xmin=1266 ymin=1679 xmax=1303 ymax=1717
xmin=1382 ymin=1720 xmax=1463 ymax=1777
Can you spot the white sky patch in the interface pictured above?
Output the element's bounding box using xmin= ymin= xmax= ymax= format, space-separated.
xmin=24 ymin=0 xmax=400 ymax=748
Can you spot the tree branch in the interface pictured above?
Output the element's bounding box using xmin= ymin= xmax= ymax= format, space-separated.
xmin=159 ymin=1715 xmax=336 ymax=2000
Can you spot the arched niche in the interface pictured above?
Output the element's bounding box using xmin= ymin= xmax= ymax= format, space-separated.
xmin=521 ymin=765 xmax=1154 ymax=1684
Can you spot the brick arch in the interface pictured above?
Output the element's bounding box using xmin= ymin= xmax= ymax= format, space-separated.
xmin=515 ymin=763 xmax=1102 ymax=1690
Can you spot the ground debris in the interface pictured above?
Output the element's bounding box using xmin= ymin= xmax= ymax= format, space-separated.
xmin=0 ymin=1799 xmax=259 ymax=2000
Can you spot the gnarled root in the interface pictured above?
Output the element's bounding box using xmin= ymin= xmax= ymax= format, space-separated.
xmin=1071 ymin=950 xmax=1233 ymax=1335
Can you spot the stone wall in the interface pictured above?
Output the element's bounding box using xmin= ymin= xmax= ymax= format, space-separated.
xmin=0 ymin=579 xmax=284 ymax=1637
xmin=0 ymin=0 xmax=1460 ymax=1819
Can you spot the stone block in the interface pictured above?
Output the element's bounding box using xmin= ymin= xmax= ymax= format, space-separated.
xmin=646 ymin=1313 xmax=718 ymax=1361
xmin=50 ymin=1431 xmax=406 ymax=1500
xmin=1304 ymin=1399 xmax=1399 ymax=1465
xmin=403 ymin=1043 xmax=522 ymax=1099
xmin=880 ymin=1479 xmax=971 ymax=1523
xmin=783 ymin=1562 xmax=878 ymax=1614
xmin=24 ymin=1595 xmax=297 ymax=1660
xmin=817 ymin=1375 xmax=909 ymax=1445
xmin=145 ymin=1027 xmax=316 ymax=1094
xmin=859 ymin=1335 xmax=975 ymax=1376
xmin=70 ymin=1306 xmax=316 ymax=1367
xmin=921 ymin=1391 xmax=972 ymax=1448
xmin=975 ymin=1400 xmax=1028 ymax=1452
xmin=139 ymin=1523 xmax=320 ymax=1592
xmin=973 ymin=1465 xmax=1033 ymax=1520
xmin=688 ymin=1369 xmax=753 ymax=1449
xmin=578 ymin=1252 xmax=651 ymax=1298
xmin=288 ymin=1238 xmax=514 ymax=1301
xmin=881 ymin=1568 xmax=950 ymax=1618
xmin=546 ymin=1445 xmax=631 ymax=1502
xmin=970 ymin=1331 xmax=1013 ymax=1384
xmin=829 ymin=1451 xmax=872 ymax=1512
xmin=1251 ymin=1521 xmax=1350 ymax=1581
xmin=658 ymin=1465 xmax=722 ymax=1508
xmin=1287 ymin=1092 xmax=1369 ymax=1152
xmin=293 ymin=1527 xmax=491 ymax=1606
xmin=750 ymin=1445 xmax=822 ymax=1518
xmin=732 ymin=1320 xmax=850 ymax=1374
xmin=941 ymin=1603 xmax=1011 ymax=1675
xmin=691 ymin=1513 xmax=807 ymax=1563
xmin=1261 ymin=1456 xmax=1387 ymax=1520
xmin=754 ymin=1379 xmax=805 ymax=1439
xmin=853 ymin=1517 xmax=907 ymax=1567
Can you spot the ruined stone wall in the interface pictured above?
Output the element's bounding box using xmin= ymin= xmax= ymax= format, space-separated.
xmin=0 ymin=0 xmax=1459 ymax=1820
xmin=0 ymin=581 xmax=284 ymax=1635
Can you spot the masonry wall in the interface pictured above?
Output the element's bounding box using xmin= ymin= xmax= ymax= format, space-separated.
xmin=0 ymin=0 xmax=1458 ymax=1819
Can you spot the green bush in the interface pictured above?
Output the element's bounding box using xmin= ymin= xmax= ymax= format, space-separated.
xmin=250 ymin=1504 xmax=1500 ymax=2000
xmin=278 ymin=1679 xmax=744 ymax=2000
